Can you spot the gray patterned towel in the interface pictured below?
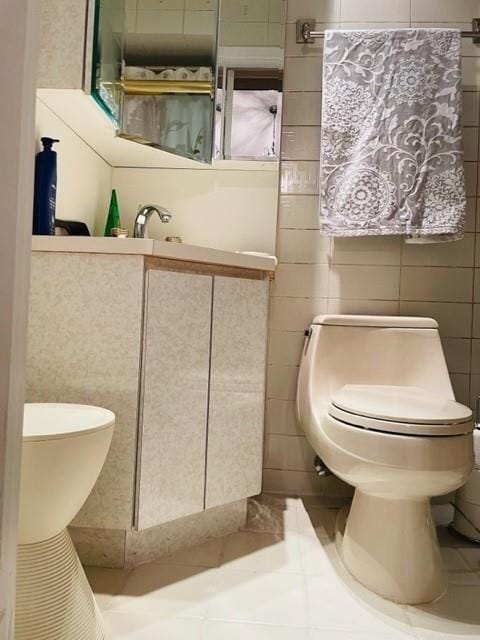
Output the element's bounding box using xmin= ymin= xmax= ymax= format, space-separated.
xmin=319 ymin=29 xmax=466 ymax=242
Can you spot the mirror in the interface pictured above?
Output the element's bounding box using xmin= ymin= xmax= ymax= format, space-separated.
xmin=93 ymin=0 xmax=219 ymax=164
xmin=215 ymin=1 xmax=286 ymax=161
xmin=52 ymin=0 xmax=287 ymax=168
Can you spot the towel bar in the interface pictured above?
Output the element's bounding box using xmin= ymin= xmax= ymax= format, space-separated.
xmin=296 ymin=17 xmax=480 ymax=45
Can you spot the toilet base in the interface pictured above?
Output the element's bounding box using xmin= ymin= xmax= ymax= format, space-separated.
xmin=341 ymin=490 xmax=447 ymax=604
xmin=16 ymin=529 xmax=105 ymax=640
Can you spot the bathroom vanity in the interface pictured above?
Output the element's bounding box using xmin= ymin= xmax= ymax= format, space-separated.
xmin=27 ymin=238 xmax=274 ymax=567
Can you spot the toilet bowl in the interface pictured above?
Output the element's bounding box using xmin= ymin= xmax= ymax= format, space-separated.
xmin=296 ymin=315 xmax=474 ymax=604
xmin=16 ymin=403 xmax=115 ymax=640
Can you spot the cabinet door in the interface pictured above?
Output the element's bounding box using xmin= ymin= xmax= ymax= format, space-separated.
xmin=136 ymin=270 xmax=212 ymax=529
xmin=205 ymin=276 xmax=269 ymax=509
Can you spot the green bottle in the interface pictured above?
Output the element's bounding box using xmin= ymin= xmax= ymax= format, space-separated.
xmin=104 ymin=189 xmax=121 ymax=237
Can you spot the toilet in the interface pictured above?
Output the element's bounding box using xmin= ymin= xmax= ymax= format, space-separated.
xmin=16 ymin=403 xmax=115 ymax=640
xmin=296 ymin=315 xmax=474 ymax=605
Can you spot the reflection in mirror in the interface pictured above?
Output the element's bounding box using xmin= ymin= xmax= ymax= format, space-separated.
xmin=91 ymin=0 xmax=285 ymax=165
xmin=215 ymin=0 xmax=286 ymax=161
xmin=120 ymin=0 xmax=219 ymax=164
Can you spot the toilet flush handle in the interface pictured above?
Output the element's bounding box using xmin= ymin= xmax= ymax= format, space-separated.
xmin=304 ymin=327 xmax=313 ymax=353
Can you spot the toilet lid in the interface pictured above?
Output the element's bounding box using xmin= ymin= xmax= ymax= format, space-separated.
xmin=23 ymin=403 xmax=115 ymax=442
xmin=329 ymin=385 xmax=473 ymax=436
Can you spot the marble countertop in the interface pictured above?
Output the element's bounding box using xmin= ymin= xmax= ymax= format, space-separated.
xmin=31 ymin=237 xmax=277 ymax=272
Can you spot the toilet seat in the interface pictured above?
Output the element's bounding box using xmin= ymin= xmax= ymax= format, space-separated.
xmin=329 ymin=385 xmax=473 ymax=437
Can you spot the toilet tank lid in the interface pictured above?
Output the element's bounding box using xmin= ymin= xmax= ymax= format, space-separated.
xmin=312 ymin=315 xmax=439 ymax=329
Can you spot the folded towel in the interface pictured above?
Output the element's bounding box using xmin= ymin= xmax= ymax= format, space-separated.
xmin=319 ymin=29 xmax=466 ymax=242
xmin=124 ymin=66 xmax=156 ymax=80
xmin=174 ymin=67 xmax=194 ymax=80
xmin=195 ymin=66 xmax=213 ymax=81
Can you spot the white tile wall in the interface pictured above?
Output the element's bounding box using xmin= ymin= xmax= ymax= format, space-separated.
xmin=131 ymin=0 xmax=217 ymax=36
xmin=411 ymin=0 xmax=480 ymax=23
xmin=264 ymin=0 xmax=480 ymax=496
xmin=282 ymin=93 xmax=322 ymax=125
xmin=219 ymin=0 xmax=286 ymax=47
xmin=341 ymin=0 xmax=410 ymax=22
xmin=286 ymin=0 xmax=341 ymax=23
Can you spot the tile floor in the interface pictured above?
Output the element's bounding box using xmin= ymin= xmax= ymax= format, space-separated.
xmin=86 ymin=495 xmax=480 ymax=639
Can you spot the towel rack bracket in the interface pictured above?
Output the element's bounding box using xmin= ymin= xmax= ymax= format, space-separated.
xmin=296 ymin=17 xmax=480 ymax=45
xmin=296 ymin=18 xmax=316 ymax=44
xmin=472 ymin=18 xmax=480 ymax=44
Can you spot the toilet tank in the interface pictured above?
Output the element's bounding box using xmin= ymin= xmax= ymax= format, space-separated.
xmin=297 ymin=315 xmax=455 ymax=421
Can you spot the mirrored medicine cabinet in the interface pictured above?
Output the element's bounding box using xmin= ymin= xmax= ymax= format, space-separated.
xmin=39 ymin=0 xmax=286 ymax=166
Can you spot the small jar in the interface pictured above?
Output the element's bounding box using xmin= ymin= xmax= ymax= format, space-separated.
xmin=111 ymin=227 xmax=129 ymax=238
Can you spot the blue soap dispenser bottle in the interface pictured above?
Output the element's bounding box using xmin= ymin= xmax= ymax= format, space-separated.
xmin=32 ymin=137 xmax=60 ymax=235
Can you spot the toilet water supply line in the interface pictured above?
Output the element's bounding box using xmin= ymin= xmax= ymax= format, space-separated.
xmin=314 ymin=455 xmax=331 ymax=477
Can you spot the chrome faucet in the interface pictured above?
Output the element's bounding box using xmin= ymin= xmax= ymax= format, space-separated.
xmin=133 ymin=204 xmax=173 ymax=238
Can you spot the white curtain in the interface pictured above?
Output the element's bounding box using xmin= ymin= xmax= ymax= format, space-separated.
xmin=123 ymin=94 xmax=213 ymax=160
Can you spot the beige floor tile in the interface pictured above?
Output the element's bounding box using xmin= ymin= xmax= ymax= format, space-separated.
xmin=203 ymin=621 xmax=310 ymax=640
xmin=437 ymin=526 xmax=475 ymax=548
xmin=207 ymin=570 xmax=308 ymax=627
xmin=447 ymin=571 xmax=480 ymax=587
xmin=297 ymin=502 xmax=341 ymax=540
xmin=87 ymin=496 xmax=480 ymax=640
xmin=406 ymin=584 xmax=480 ymax=639
xmin=441 ymin=548 xmax=472 ymax=571
xmin=306 ymin=573 xmax=413 ymax=634
xmin=85 ymin=566 xmax=131 ymax=612
xmin=297 ymin=532 xmax=338 ymax=575
xmin=116 ymin=564 xmax=216 ymax=619
xmin=458 ymin=547 xmax=480 ymax=572
xmin=441 ymin=548 xmax=480 ymax=586
xmin=103 ymin=611 xmax=203 ymax=639
xmin=409 ymin=632 xmax=480 ymax=640
xmin=311 ymin=631 xmax=417 ymax=640
xmin=220 ymin=531 xmax=303 ymax=574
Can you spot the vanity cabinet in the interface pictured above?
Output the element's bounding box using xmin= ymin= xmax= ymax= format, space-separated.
xmin=136 ymin=269 xmax=269 ymax=530
xmin=27 ymin=248 xmax=271 ymax=543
